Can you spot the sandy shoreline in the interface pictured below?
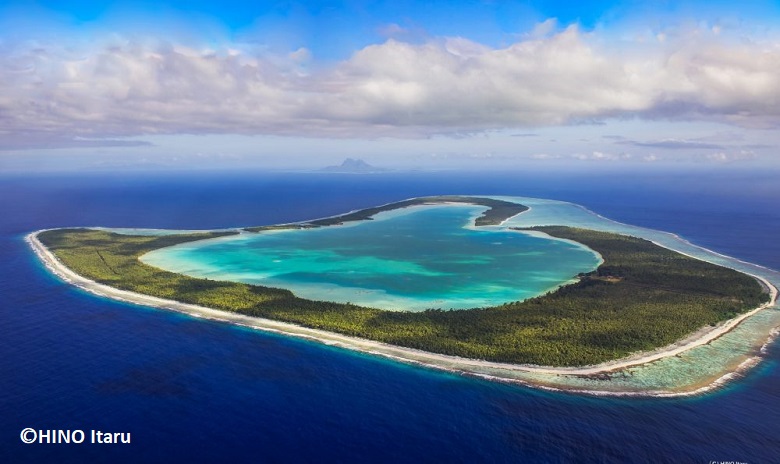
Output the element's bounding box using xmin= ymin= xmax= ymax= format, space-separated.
xmin=27 ymin=228 xmax=779 ymax=396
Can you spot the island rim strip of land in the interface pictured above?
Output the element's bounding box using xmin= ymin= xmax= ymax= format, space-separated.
xmin=27 ymin=222 xmax=778 ymax=397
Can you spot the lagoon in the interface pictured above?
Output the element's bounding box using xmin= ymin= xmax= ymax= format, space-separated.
xmin=141 ymin=204 xmax=602 ymax=311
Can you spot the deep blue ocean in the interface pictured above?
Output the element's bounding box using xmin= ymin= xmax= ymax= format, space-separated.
xmin=1 ymin=169 xmax=779 ymax=463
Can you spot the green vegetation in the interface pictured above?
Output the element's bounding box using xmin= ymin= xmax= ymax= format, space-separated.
xmin=38 ymin=223 xmax=768 ymax=367
xmin=243 ymin=196 xmax=527 ymax=232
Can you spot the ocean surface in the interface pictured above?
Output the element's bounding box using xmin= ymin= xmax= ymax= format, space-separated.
xmin=2 ymin=169 xmax=779 ymax=462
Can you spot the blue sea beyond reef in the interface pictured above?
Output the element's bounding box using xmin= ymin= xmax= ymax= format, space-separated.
xmin=2 ymin=169 xmax=780 ymax=463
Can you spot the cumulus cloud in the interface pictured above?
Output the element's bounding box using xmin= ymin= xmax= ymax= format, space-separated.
xmin=2 ymin=23 xmax=780 ymax=148
xmin=704 ymin=149 xmax=757 ymax=163
xmin=530 ymin=153 xmax=561 ymax=160
xmin=572 ymin=151 xmax=632 ymax=161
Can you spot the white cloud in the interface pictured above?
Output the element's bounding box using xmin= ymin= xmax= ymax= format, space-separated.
xmin=704 ymin=149 xmax=757 ymax=163
xmin=572 ymin=151 xmax=632 ymax=161
xmin=526 ymin=18 xmax=558 ymax=39
xmin=530 ymin=153 xmax=560 ymax=160
xmin=2 ymin=23 xmax=780 ymax=148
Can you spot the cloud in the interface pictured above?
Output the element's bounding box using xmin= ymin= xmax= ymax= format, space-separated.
xmin=526 ymin=18 xmax=559 ymax=39
xmin=530 ymin=153 xmax=561 ymax=160
xmin=2 ymin=22 xmax=780 ymax=147
xmin=571 ymin=151 xmax=632 ymax=161
xmin=0 ymin=133 xmax=153 ymax=150
xmin=618 ymin=138 xmax=724 ymax=150
xmin=377 ymin=23 xmax=427 ymax=43
xmin=703 ymin=149 xmax=757 ymax=163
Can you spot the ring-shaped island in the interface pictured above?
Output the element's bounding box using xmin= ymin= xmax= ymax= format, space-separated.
xmin=28 ymin=195 xmax=780 ymax=396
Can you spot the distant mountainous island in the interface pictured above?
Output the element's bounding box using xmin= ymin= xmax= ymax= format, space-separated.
xmin=321 ymin=158 xmax=388 ymax=173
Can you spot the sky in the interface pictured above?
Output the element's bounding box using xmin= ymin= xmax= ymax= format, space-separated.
xmin=1 ymin=0 xmax=780 ymax=171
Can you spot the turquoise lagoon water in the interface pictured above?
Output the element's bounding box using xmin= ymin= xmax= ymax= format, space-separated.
xmin=141 ymin=204 xmax=602 ymax=311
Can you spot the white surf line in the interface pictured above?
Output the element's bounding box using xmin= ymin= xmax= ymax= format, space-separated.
xmin=26 ymin=228 xmax=779 ymax=396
